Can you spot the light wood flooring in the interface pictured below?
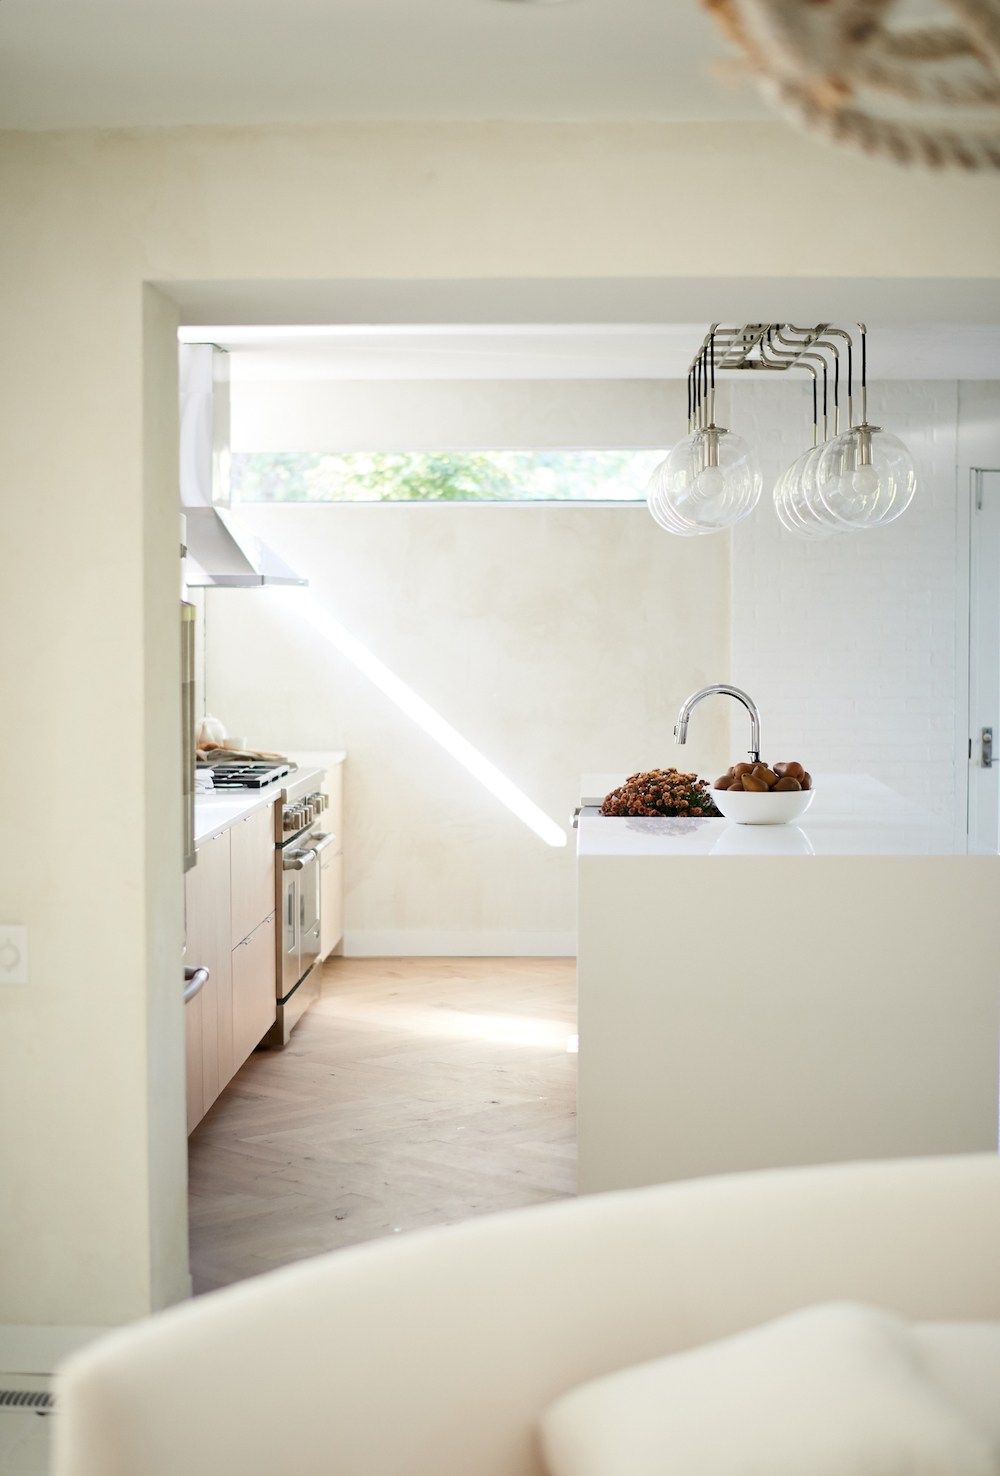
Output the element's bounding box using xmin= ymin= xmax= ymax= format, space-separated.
xmin=188 ymin=957 xmax=577 ymax=1293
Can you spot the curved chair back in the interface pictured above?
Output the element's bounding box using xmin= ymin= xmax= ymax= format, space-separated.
xmin=55 ymin=1155 xmax=1000 ymax=1476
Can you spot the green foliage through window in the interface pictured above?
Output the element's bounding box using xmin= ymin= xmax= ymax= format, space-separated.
xmin=230 ymin=450 xmax=664 ymax=503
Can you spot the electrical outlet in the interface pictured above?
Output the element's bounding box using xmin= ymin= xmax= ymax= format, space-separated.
xmin=0 ymin=926 xmax=28 ymax=986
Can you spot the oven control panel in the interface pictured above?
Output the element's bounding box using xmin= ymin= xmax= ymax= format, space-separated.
xmin=280 ymin=791 xmax=328 ymax=836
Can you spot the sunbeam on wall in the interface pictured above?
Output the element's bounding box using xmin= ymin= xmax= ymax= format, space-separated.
xmin=274 ymin=588 xmax=568 ymax=848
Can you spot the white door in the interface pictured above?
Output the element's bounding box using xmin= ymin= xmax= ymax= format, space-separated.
xmin=968 ymin=469 xmax=1000 ymax=853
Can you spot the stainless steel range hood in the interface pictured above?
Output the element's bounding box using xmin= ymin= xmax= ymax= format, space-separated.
xmin=179 ymin=343 xmax=306 ymax=588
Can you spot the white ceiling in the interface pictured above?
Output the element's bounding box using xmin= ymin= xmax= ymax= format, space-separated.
xmin=179 ymin=323 xmax=1000 ymax=382
xmin=0 ymin=0 xmax=759 ymax=129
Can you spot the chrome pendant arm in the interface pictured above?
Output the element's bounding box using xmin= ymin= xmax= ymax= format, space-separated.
xmin=790 ymin=324 xmax=855 ymax=429
xmin=772 ymin=329 xmax=841 ymax=437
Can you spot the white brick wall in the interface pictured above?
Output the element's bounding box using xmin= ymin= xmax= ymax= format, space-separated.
xmin=730 ymin=379 xmax=960 ymax=819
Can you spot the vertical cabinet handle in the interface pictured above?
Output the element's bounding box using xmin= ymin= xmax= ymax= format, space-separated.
xmin=983 ymin=727 xmax=994 ymax=769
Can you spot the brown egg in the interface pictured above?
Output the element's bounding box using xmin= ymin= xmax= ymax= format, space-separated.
xmin=776 ymin=761 xmax=805 ymax=780
xmin=800 ymin=771 xmax=812 ymax=790
xmin=742 ymin=774 xmax=768 ymax=792
xmin=732 ymin=762 xmax=753 ymax=779
xmin=773 ymin=776 xmax=802 ymax=792
xmin=714 ymin=775 xmax=733 ymax=790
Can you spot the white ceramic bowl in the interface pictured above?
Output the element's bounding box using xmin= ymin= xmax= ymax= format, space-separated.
xmin=711 ymin=785 xmax=815 ymax=826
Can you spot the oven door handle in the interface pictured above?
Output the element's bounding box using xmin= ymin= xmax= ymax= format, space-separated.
xmin=303 ymin=832 xmax=336 ymax=856
xmin=282 ymin=848 xmax=316 ymax=872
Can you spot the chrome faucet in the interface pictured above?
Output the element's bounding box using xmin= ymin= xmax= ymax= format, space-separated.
xmin=674 ymin=685 xmax=761 ymax=764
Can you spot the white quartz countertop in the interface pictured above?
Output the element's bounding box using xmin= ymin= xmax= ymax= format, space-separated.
xmin=193 ymin=756 xmax=342 ymax=847
xmin=286 ymin=749 xmax=346 ymax=768
xmin=578 ymin=774 xmax=969 ymax=858
xmin=193 ymin=787 xmax=277 ymax=846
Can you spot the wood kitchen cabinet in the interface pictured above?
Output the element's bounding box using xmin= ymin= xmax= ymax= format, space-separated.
xmin=233 ymin=912 xmax=277 ymax=1071
xmin=184 ymin=826 xmax=233 ymax=1124
xmin=231 ymin=804 xmax=276 ymax=949
xmin=185 ymin=798 xmax=278 ymax=1134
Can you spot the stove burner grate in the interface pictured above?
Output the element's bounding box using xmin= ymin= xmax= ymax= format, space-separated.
xmin=207 ymin=762 xmax=290 ymax=789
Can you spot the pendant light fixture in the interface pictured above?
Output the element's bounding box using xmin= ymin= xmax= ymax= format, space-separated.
xmin=814 ymin=330 xmax=916 ymax=529
xmin=647 ymin=332 xmax=762 ymax=536
xmin=647 ymin=324 xmax=917 ymax=539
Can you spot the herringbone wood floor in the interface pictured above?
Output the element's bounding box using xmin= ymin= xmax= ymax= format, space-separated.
xmin=188 ymin=957 xmax=577 ymax=1293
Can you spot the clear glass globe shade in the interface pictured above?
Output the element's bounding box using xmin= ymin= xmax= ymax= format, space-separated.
xmin=796 ymin=443 xmax=845 ymax=537
xmin=817 ymin=426 xmax=917 ymax=529
xmin=646 ymin=456 xmax=707 ymax=537
xmin=656 ymin=427 xmax=762 ymax=532
xmin=773 ymin=463 xmax=801 ymax=536
xmin=776 ymin=449 xmax=835 ymax=540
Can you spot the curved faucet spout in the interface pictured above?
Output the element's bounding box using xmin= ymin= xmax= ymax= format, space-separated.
xmin=674 ymin=684 xmax=761 ymax=764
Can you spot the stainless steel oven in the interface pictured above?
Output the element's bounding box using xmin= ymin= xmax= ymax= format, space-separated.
xmin=268 ymin=770 xmax=332 ymax=1045
xmin=281 ymin=842 xmax=320 ymax=1002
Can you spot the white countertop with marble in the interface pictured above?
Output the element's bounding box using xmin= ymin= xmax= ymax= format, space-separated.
xmin=578 ymin=773 xmax=968 ymax=858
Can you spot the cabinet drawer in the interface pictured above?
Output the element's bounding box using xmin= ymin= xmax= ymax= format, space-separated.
xmin=185 ymin=827 xmax=232 ymax=1130
xmin=230 ymin=803 xmax=276 ymax=948
xmin=232 ymin=911 xmax=276 ymax=1070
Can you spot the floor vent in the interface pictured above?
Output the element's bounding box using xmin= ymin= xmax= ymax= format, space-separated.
xmin=0 ymin=1389 xmax=54 ymax=1411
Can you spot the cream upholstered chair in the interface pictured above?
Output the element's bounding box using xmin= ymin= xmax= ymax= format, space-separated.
xmin=55 ymin=1155 xmax=1000 ymax=1476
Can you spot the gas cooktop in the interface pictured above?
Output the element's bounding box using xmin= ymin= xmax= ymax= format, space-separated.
xmin=206 ymin=762 xmax=291 ymax=789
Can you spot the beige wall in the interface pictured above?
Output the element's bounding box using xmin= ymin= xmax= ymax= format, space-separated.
xmin=142 ymin=287 xmax=191 ymax=1313
xmin=1 ymin=118 xmax=997 ymax=1356
xmin=0 ymin=262 xmax=187 ymax=1344
xmin=205 ymin=502 xmax=729 ymax=953
xmin=232 ymin=377 xmax=681 ymax=452
xmin=216 ymin=376 xmax=726 ymax=952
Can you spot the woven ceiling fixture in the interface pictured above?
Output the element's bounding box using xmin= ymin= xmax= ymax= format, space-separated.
xmin=701 ymin=0 xmax=1000 ymax=170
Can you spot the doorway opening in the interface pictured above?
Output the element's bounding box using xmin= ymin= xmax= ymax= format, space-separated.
xmin=169 ymin=287 xmax=1000 ymax=1301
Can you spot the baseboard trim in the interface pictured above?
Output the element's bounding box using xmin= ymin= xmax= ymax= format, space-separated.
xmin=0 ymin=1325 xmax=110 ymax=1375
xmin=343 ymin=929 xmax=577 ymax=958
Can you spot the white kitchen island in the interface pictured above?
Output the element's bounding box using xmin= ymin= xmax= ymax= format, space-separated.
xmin=577 ymin=775 xmax=1000 ymax=1194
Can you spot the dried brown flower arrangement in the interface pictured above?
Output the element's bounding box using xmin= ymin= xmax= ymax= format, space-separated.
xmin=600 ymin=769 xmax=721 ymax=819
